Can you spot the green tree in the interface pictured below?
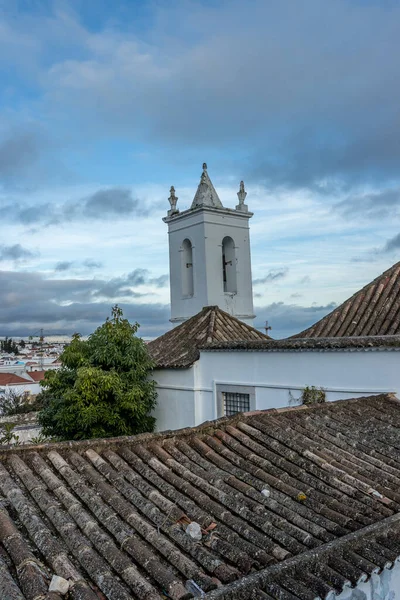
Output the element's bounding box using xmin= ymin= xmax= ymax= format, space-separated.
xmin=1 ymin=337 xmax=18 ymax=354
xmin=38 ymin=306 xmax=157 ymax=441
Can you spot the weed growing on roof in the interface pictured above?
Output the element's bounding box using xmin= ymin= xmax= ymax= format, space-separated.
xmin=289 ymin=385 xmax=326 ymax=406
xmin=0 ymin=423 xmax=20 ymax=446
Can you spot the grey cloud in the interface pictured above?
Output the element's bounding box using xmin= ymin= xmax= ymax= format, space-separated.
xmin=0 ymin=270 xmax=170 ymax=337
xmin=334 ymin=188 xmax=400 ymax=220
xmin=83 ymin=259 xmax=103 ymax=269
xmin=0 ymin=244 xmax=37 ymax=261
xmin=40 ymin=1 xmax=400 ymax=190
xmin=55 ymin=261 xmax=74 ymax=272
xmin=124 ymin=269 xmax=169 ymax=288
xmin=300 ymin=276 xmax=311 ymax=285
xmin=82 ymin=188 xmax=146 ymax=218
xmin=55 ymin=259 xmax=103 ymax=271
xmin=254 ymin=301 xmax=336 ymax=340
xmin=94 ymin=269 xmax=169 ymax=298
xmin=150 ymin=274 xmax=169 ymax=288
xmin=0 ymin=131 xmax=42 ymax=179
xmin=383 ymin=233 xmax=400 ymax=253
xmin=253 ymin=268 xmax=288 ymax=286
xmin=10 ymin=188 xmax=146 ymax=226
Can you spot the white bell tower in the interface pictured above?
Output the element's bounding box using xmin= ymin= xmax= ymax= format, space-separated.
xmin=163 ymin=163 xmax=255 ymax=326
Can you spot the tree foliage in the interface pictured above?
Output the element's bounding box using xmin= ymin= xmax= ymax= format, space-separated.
xmin=1 ymin=337 xmax=19 ymax=354
xmin=38 ymin=306 xmax=157 ymax=441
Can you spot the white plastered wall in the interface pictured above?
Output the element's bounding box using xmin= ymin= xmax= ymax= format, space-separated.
xmin=151 ymin=366 xmax=196 ymax=432
xmin=152 ymin=349 xmax=400 ymax=431
xmin=166 ymin=207 xmax=254 ymax=325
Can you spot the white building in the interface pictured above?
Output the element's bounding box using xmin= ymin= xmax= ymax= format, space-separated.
xmin=150 ymin=308 xmax=400 ymax=431
xmin=150 ymin=164 xmax=400 ymax=432
xmin=0 ymin=371 xmax=45 ymax=399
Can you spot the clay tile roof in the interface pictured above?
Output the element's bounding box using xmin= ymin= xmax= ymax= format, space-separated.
xmin=28 ymin=371 xmax=45 ymax=382
xmin=147 ymin=305 xmax=270 ymax=368
xmin=0 ymin=373 xmax=31 ymax=386
xmin=202 ymin=334 xmax=400 ymax=352
xmin=1 ymin=394 xmax=400 ymax=598
xmin=294 ymin=260 xmax=400 ymax=338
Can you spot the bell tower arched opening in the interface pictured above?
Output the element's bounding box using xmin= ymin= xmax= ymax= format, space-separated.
xmin=222 ymin=236 xmax=237 ymax=293
xmin=181 ymin=238 xmax=194 ymax=297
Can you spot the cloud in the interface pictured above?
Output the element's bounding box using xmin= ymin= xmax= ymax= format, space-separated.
xmin=10 ymin=188 xmax=147 ymax=226
xmin=0 ymin=244 xmax=37 ymax=261
xmin=29 ymin=0 xmax=399 ymax=191
xmin=81 ymin=188 xmax=145 ymax=218
xmin=54 ymin=259 xmax=104 ymax=271
xmin=0 ymin=270 xmax=170 ymax=337
xmin=55 ymin=261 xmax=74 ymax=272
xmin=300 ymin=276 xmax=311 ymax=285
xmin=0 ymin=130 xmax=43 ymax=179
xmin=334 ymin=188 xmax=400 ymax=220
xmin=1 ymin=1 xmax=399 ymax=193
xmin=93 ymin=269 xmax=169 ymax=298
xmin=83 ymin=259 xmax=103 ymax=269
xmin=382 ymin=233 xmax=400 ymax=253
xmin=255 ymin=301 xmax=337 ymax=339
xmin=253 ymin=268 xmax=288 ymax=285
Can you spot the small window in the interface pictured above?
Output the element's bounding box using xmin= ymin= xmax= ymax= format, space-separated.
xmin=222 ymin=391 xmax=250 ymax=416
xmin=216 ymin=384 xmax=255 ymax=417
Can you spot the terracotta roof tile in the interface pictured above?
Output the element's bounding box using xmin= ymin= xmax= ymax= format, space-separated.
xmin=148 ymin=306 xmax=269 ymax=368
xmin=294 ymin=261 xmax=400 ymax=338
xmin=0 ymin=395 xmax=400 ymax=597
xmin=27 ymin=370 xmax=45 ymax=382
xmin=0 ymin=373 xmax=31 ymax=386
xmin=201 ymin=334 xmax=400 ymax=352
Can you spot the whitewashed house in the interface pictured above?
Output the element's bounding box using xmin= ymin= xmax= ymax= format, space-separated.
xmin=149 ymin=164 xmax=400 ymax=432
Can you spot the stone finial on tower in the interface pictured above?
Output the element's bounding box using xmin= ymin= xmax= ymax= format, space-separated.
xmin=168 ymin=186 xmax=179 ymax=216
xmin=236 ymin=180 xmax=248 ymax=212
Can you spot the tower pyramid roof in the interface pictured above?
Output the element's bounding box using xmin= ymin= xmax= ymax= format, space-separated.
xmin=191 ymin=163 xmax=224 ymax=209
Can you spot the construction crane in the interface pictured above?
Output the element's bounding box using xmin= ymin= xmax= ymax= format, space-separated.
xmin=29 ymin=327 xmax=61 ymax=371
xmin=28 ymin=328 xmax=45 ymax=370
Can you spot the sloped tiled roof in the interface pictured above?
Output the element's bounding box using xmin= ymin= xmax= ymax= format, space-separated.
xmin=201 ymin=334 xmax=400 ymax=352
xmin=0 ymin=373 xmax=31 ymax=386
xmin=294 ymin=261 xmax=400 ymax=338
xmin=1 ymin=394 xmax=400 ymax=598
xmin=28 ymin=370 xmax=46 ymax=382
xmin=147 ymin=306 xmax=269 ymax=368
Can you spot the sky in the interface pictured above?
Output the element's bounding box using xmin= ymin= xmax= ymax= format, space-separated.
xmin=1 ymin=0 xmax=400 ymax=340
